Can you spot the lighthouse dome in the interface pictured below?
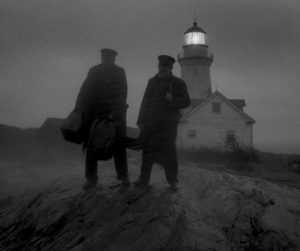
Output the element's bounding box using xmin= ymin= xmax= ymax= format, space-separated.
xmin=184 ymin=22 xmax=207 ymax=46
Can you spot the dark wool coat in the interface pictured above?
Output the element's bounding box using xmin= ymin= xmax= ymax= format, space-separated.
xmin=75 ymin=63 xmax=128 ymax=140
xmin=137 ymin=74 xmax=191 ymax=128
xmin=137 ymin=74 xmax=191 ymax=163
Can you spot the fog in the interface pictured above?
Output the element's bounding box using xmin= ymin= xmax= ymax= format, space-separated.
xmin=1 ymin=0 xmax=300 ymax=154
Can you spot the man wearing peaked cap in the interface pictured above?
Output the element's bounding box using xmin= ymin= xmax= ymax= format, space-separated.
xmin=158 ymin=55 xmax=176 ymax=66
xmin=74 ymin=48 xmax=129 ymax=189
xmin=101 ymin=48 xmax=118 ymax=58
xmin=135 ymin=55 xmax=191 ymax=190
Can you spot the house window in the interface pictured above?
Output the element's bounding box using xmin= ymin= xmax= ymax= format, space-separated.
xmin=226 ymin=131 xmax=236 ymax=145
xmin=212 ymin=102 xmax=221 ymax=113
xmin=187 ymin=129 xmax=197 ymax=138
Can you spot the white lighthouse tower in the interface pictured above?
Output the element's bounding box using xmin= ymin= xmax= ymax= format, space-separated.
xmin=177 ymin=21 xmax=213 ymax=101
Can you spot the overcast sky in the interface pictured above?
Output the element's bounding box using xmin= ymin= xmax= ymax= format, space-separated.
xmin=1 ymin=0 xmax=300 ymax=153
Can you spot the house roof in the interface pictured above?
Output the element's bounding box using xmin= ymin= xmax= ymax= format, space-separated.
xmin=189 ymin=98 xmax=245 ymax=110
xmin=181 ymin=91 xmax=255 ymax=123
xmin=40 ymin=118 xmax=63 ymax=130
xmin=228 ymin=99 xmax=246 ymax=110
xmin=189 ymin=99 xmax=204 ymax=109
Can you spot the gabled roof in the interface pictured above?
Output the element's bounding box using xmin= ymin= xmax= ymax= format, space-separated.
xmin=39 ymin=118 xmax=64 ymax=133
xmin=189 ymin=99 xmax=204 ymax=109
xmin=229 ymin=99 xmax=246 ymax=110
xmin=189 ymin=98 xmax=245 ymax=111
xmin=181 ymin=91 xmax=255 ymax=123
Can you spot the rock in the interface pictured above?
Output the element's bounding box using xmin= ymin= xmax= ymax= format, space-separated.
xmin=0 ymin=163 xmax=299 ymax=250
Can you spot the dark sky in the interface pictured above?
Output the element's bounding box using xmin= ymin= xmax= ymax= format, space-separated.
xmin=1 ymin=0 xmax=300 ymax=153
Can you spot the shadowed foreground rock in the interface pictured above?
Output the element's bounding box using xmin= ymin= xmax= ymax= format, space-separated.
xmin=0 ymin=164 xmax=300 ymax=250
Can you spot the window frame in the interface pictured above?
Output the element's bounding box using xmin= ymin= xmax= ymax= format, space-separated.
xmin=212 ymin=102 xmax=221 ymax=114
xmin=187 ymin=129 xmax=197 ymax=138
xmin=226 ymin=130 xmax=236 ymax=145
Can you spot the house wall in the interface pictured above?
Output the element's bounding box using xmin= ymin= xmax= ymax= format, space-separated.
xmin=177 ymin=95 xmax=253 ymax=150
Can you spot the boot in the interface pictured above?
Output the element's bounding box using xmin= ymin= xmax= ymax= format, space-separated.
xmin=121 ymin=176 xmax=130 ymax=186
xmin=168 ymin=182 xmax=178 ymax=192
xmin=133 ymin=179 xmax=149 ymax=188
xmin=83 ymin=177 xmax=98 ymax=190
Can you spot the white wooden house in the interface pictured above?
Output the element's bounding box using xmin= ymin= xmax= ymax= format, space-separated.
xmin=177 ymin=91 xmax=255 ymax=150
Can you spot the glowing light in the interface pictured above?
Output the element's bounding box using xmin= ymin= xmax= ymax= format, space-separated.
xmin=185 ymin=32 xmax=206 ymax=45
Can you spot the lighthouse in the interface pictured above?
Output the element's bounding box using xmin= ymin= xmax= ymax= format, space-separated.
xmin=177 ymin=21 xmax=213 ymax=101
xmin=177 ymin=22 xmax=255 ymax=150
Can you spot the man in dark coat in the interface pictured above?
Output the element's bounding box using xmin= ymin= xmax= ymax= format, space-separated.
xmin=134 ymin=55 xmax=191 ymax=190
xmin=75 ymin=48 xmax=129 ymax=189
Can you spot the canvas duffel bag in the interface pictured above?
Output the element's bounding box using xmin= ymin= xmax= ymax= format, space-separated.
xmin=60 ymin=110 xmax=85 ymax=144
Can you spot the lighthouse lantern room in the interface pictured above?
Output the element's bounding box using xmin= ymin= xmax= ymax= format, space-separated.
xmin=184 ymin=22 xmax=207 ymax=46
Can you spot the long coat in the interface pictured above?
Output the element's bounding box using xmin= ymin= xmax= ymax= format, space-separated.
xmin=138 ymin=74 xmax=190 ymax=127
xmin=137 ymin=74 xmax=191 ymax=163
xmin=75 ymin=63 xmax=128 ymax=141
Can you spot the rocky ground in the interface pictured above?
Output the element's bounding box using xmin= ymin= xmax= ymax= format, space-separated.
xmin=0 ymin=159 xmax=300 ymax=250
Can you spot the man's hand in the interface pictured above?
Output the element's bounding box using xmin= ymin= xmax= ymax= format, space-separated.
xmin=166 ymin=92 xmax=173 ymax=101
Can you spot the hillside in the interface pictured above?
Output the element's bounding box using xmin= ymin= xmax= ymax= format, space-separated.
xmin=0 ymin=120 xmax=139 ymax=162
xmin=0 ymin=161 xmax=299 ymax=250
xmin=0 ymin=121 xmax=81 ymax=161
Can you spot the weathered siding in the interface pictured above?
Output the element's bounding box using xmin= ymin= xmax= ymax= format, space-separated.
xmin=177 ymin=95 xmax=253 ymax=150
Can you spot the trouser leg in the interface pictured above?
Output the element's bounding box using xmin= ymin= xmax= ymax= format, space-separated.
xmin=113 ymin=116 xmax=129 ymax=180
xmin=162 ymin=159 xmax=178 ymax=186
xmin=139 ymin=149 xmax=154 ymax=184
xmin=162 ymin=143 xmax=178 ymax=186
xmin=114 ymin=144 xmax=128 ymax=180
xmin=85 ymin=150 xmax=98 ymax=180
